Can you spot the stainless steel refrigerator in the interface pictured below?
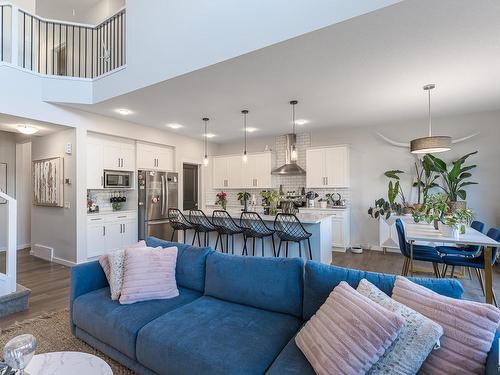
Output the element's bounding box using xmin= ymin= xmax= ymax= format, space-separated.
xmin=138 ymin=170 xmax=179 ymax=241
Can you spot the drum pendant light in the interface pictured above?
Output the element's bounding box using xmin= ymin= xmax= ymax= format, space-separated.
xmin=242 ymin=110 xmax=249 ymax=163
xmin=202 ymin=117 xmax=209 ymax=166
xmin=410 ymin=84 xmax=451 ymax=154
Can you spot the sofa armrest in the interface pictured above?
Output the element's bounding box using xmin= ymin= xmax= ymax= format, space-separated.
xmin=486 ymin=329 xmax=500 ymax=375
xmin=69 ymin=260 xmax=108 ymax=334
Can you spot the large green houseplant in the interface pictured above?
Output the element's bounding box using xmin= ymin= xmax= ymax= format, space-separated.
xmin=413 ymin=157 xmax=439 ymax=207
xmin=424 ymin=151 xmax=478 ymax=211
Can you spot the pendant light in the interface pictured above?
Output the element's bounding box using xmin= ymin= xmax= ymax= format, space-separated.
xmin=242 ymin=109 xmax=249 ymax=163
xmin=290 ymin=100 xmax=298 ymax=161
xmin=410 ymin=84 xmax=451 ymax=154
xmin=202 ymin=117 xmax=209 ymax=166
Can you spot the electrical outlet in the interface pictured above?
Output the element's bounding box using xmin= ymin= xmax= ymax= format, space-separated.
xmin=66 ymin=143 xmax=72 ymax=155
xmin=64 ymin=202 xmax=71 ymax=209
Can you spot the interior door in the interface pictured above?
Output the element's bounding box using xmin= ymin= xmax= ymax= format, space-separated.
xmin=183 ymin=164 xmax=198 ymax=210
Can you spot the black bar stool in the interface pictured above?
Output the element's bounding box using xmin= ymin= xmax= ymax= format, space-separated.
xmin=167 ymin=208 xmax=192 ymax=243
xmin=211 ymin=210 xmax=244 ymax=254
xmin=274 ymin=213 xmax=312 ymax=260
xmin=239 ymin=212 xmax=276 ymax=257
xmin=188 ymin=209 xmax=217 ymax=247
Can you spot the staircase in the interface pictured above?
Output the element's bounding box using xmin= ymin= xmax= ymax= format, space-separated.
xmin=0 ymin=191 xmax=30 ymax=319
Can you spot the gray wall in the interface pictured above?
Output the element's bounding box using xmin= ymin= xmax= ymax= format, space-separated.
xmin=0 ymin=131 xmax=17 ymax=250
xmin=31 ymin=128 xmax=77 ymax=262
xmin=216 ymin=110 xmax=500 ymax=248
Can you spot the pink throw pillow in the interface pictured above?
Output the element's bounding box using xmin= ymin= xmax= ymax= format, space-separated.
xmin=119 ymin=246 xmax=179 ymax=304
xmin=295 ymin=281 xmax=404 ymax=375
xmin=98 ymin=240 xmax=146 ymax=283
xmin=392 ymin=276 xmax=500 ymax=374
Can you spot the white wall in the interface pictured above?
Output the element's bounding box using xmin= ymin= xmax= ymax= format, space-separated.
xmin=15 ymin=141 xmax=31 ymax=249
xmin=217 ymin=110 xmax=500 ymax=248
xmin=35 ymin=0 xmax=124 ymax=24
xmin=0 ymin=131 xmax=17 ymax=250
xmin=31 ymin=128 xmax=77 ymax=263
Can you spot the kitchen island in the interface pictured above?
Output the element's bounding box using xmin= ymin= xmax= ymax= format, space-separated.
xmin=181 ymin=208 xmax=334 ymax=264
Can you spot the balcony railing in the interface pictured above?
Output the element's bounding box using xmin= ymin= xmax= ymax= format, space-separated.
xmin=0 ymin=3 xmax=125 ymax=78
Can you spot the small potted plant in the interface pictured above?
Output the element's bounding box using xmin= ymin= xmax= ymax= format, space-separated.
xmin=305 ymin=191 xmax=319 ymax=208
xmin=412 ymin=193 xmax=449 ymax=229
xmin=215 ymin=191 xmax=228 ymax=210
xmin=237 ymin=192 xmax=251 ymax=206
xmin=318 ymin=196 xmax=328 ymax=209
xmin=439 ymin=215 xmax=460 ymax=238
xmin=261 ymin=190 xmax=281 ymax=215
xmin=454 ymin=208 xmax=475 ymax=234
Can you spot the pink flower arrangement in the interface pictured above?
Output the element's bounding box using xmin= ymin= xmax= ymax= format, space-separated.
xmin=215 ymin=191 xmax=228 ymax=210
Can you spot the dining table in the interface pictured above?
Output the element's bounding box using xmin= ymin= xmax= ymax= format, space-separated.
xmin=405 ymin=222 xmax=500 ymax=305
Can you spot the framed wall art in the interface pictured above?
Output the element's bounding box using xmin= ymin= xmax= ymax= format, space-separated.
xmin=33 ymin=157 xmax=64 ymax=207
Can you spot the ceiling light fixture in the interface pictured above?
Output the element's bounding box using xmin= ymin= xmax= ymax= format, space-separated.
xmin=17 ymin=124 xmax=39 ymax=135
xmin=242 ymin=109 xmax=249 ymax=163
xmin=202 ymin=117 xmax=209 ymax=166
xmin=204 ymin=133 xmax=216 ymax=138
xmin=295 ymin=119 xmax=309 ymax=126
xmin=115 ymin=108 xmax=133 ymax=116
xmin=245 ymin=127 xmax=258 ymax=133
xmin=167 ymin=123 xmax=183 ymax=129
xmin=410 ymin=84 xmax=451 ymax=154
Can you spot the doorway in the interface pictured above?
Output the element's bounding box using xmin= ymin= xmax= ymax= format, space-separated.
xmin=183 ymin=163 xmax=199 ymax=210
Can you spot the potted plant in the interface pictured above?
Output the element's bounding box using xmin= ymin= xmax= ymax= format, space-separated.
xmin=215 ymin=191 xmax=228 ymax=210
xmin=237 ymin=192 xmax=251 ymax=206
xmin=412 ymin=157 xmax=439 ymax=210
xmin=424 ymin=151 xmax=478 ymax=212
xmin=305 ymin=191 xmax=319 ymax=208
xmin=454 ymin=208 xmax=475 ymax=234
xmin=439 ymin=215 xmax=460 ymax=238
xmin=412 ymin=193 xmax=449 ymax=229
xmin=261 ymin=190 xmax=281 ymax=215
xmin=318 ymin=196 xmax=328 ymax=209
xmin=368 ymin=198 xmax=402 ymax=220
xmin=384 ymin=170 xmax=411 ymax=213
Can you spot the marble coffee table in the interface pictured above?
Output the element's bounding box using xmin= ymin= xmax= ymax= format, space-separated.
xmin=25 ymin=351 xmax=112 ymax=375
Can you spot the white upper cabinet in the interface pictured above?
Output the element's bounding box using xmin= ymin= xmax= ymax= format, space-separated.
xmin=136 ymin=143 xmax=175 ymax=171
xmin=212 ymin=152 xmax=273 ymax=189
xmin=102 ymin=139 xmax=136 ymax=172
xmin=87 ymin=136 xmax=104 ymax=189
xmin=306 ymin=145 xmax=349 ymax=188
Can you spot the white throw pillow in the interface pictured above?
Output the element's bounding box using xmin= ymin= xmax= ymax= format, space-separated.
xmin=357 ymin=279 xmax=444 ymax=375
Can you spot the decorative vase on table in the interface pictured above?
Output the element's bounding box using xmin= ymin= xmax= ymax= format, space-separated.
xmin=3 ymin=334 xmax=37 ymax=375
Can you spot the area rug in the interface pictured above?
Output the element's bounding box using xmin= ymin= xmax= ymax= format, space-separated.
xmin=0 ymin=310 xmax=135 ymax=374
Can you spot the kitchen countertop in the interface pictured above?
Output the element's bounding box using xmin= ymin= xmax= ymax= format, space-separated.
xmin=87 ymin=209 xmax=137 ymax=216
xmin=200 ymin=208 xmax=334 ymax=224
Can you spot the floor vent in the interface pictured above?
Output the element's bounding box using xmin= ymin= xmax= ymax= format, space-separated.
xmin=31 ymin=244 xmax=54 ymax=261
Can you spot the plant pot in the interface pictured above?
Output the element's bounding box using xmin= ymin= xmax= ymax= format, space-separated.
xmin=402 ymin=206 xmax=412 ymax=215
xmin=438 ymin=221 xmax=459 ymax=238
xmin=308 ymin=200 xmax=315 ymax=208
xmin=239 ymin=200 xmax=244 ymax=206
xmin=433 ymin=219 xmax=439 ymax=230
xmin=448 ymin=201 xmax=466 ymax=212
xmin=413 ymin=203 xmax=424 ymax=211
xmin=319 ymin=201 xmax=328 ymax=209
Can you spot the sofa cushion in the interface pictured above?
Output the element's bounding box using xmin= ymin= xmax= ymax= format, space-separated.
xmin=145 ymin=237 xmax=212 ymax=292
xmin=136 ymin=296 xmax=302 ymax=375
xmin=266 ymin=336 xmax=315 ymax=375
xmin=204 ymin=252 xmax=304 ymax=317
xmin=302 ymin=261 xmax=464 ymax=320
xmin=72 ymin=286 xmax=202 ymax=359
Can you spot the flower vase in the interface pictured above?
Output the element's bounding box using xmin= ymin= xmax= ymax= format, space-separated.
xmin=222 ymin=201 xmax=227 ymax=211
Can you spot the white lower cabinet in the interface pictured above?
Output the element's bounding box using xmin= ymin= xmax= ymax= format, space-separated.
xmin=299 ymin=208 xmax=351 ymax=250
xmin=86 ymin=212 xmax=138 ymax=259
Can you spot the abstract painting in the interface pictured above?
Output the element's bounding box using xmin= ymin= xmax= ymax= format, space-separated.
xmin=33 ymin=157 xmax=64 ymax=207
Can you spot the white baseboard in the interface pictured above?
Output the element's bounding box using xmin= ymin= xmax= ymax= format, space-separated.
xmin=52 ymin=256 xmax=77 ymax=267
xmin=30 ymin=244 xmax=53 ymax=261
xmin=0 ymin=243 xmax=31 ymax=251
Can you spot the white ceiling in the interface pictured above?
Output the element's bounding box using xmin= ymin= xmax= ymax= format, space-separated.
xmin=69 ymin=0 xmax=500 ymax=143
xmin=0 ymin=113 xmax=69 ymax=137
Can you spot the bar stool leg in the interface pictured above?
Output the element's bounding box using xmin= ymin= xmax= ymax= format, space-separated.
xmin=298 ymin=241 xmax=302 ymax=258
xmin=171 ymin=230 xmax=176 ymax=242
xmin=307 ymin=238 xmax=312 ymax=260
xmin=277 ymin=240 xmax=282 ymax=257
xmin=215 ymin=233 xmax=220 ymax=250
xmin=271 ymin=235 xmax=276 ymax=257
xmin=192 ymin=231 xmax=196 ymax=246
xmin=206 ymin=232 xmax=210 ymax=247
xmin=242 ymin=234 xmax=247 ymax=255
xmin=225 ymin=235 xmax=229 ymax=254
xmin=232 ymin=235 xmax=235 ymax=255
xmin=285 ymin=242 xmax=289 ymax=258
xmin=183 ymin=229 xmax=186 ymax=244
xmin=261 ymin=237 xmax=265 ymax=257
xmin=252 ymin=237 xmax=256 ymax=256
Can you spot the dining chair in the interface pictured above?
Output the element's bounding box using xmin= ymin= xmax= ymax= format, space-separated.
xmin=188 ymin=209 xmax=217 ymax=247
xmin=239 ymin=212 xmax=276 ymax=256
xmin=395 ymin=219 xmax=444 ymax=278
xmin=440 ymin=228 xmax=500 ymax=307
xmin=167 ymin=208 xmax=193 ymax=243
xmin=211 ymin=210 xmax=244 ymax=254
xmin=274 ymin=213 xmax=312 ymax=260
xmin=437 ymin=220 xmax=485 ymax=277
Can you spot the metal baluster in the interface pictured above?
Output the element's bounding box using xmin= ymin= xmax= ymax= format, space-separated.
xmin=30 ymin=15 xmax=33 ymax=70
xmin=91 ymin=28 xmax=94 ymax=77
xmin=65 ymin=25 xmax=68 ymax=75
xmin=78 ymin=26 xmax=81 ymax=77
xmin=38 ymin=18 xmax=40 ymax=72
xmin=72 ymin=25 xmax=74 ymax=76
xmin=52 ymin=22 xmax=55 ymax=74
xmin=22 ymin=12 xmax=25 ymax=67
xmin=45 ymin=21 xmax=48 ymax=74
xmin=1 ymin=6 xmax=4 ymax=62
xmin=58 ymin=23 xmax=61 ymax=74
xmin=85 ymin=27 xmax=87 ymax=78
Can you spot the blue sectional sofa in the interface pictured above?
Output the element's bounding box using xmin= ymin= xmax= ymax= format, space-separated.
xmin=70 ymin=237 xmax=499 ymax=375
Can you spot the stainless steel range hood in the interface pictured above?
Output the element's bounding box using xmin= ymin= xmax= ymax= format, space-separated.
xmin=271 ymin=134 xmax=306 ymax=176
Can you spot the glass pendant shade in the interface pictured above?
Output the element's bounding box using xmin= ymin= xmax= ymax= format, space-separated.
xmin=203 ymin=156 xmax=209 ymax=166
xmin=242 ymin=152 xmax=248 ymax=163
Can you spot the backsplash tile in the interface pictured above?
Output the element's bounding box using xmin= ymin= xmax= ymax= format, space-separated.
xmin=87 ymin=189 xmax=136 ymax=212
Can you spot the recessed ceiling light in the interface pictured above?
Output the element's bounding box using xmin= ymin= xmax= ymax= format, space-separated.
xmin=115 ymin=108 xmax=133 ymax=116
xmin=246 ymin=127 xmax=258 ymax=133
xmin=204 ymin=133 xmax=216 ymax=138
xmin=295 ymin=119 xmax=309 ymax=126
xmin=17 ymin=124 xmax=39 ymax=135
xmin=167 ymin=123 xmax=183 ymax=129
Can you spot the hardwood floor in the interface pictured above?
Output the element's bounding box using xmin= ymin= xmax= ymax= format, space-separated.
xmin=0 ymin=248 xmax=498 ymax=328
xmin=0 ymin=249 xmax=70 ymax=328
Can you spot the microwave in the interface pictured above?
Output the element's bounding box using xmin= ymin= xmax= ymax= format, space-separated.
xmin=104 ymin=170 xmax=133 ymax=188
